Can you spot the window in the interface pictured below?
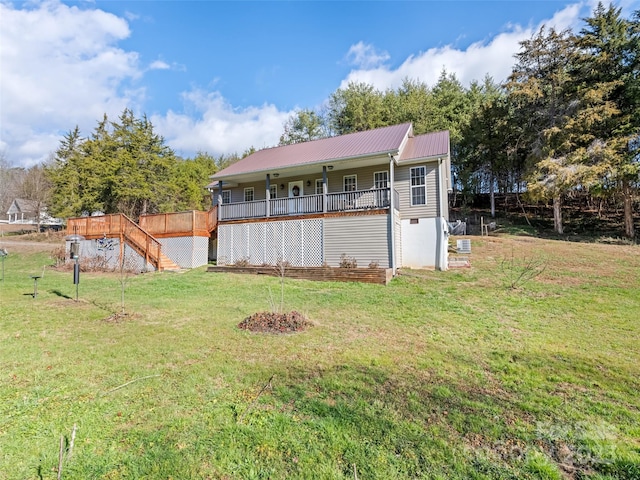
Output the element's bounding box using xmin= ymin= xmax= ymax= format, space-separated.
xmin=343 ymin=175 xmax=357 ymax=192
xmin=244 ymin=187 xmax=254 ymax=202
xmin=269 ymin=185 xmax=277 ymax=199
xmin=374 ymin=171 xmax=389 ymax=189
xmin=221 ymin=190 xmax=231 ymax=204
xmin=315 ymin=179 xmax=325 ymax=195
xmin=410 ymin=166 xmax=426 ymax=206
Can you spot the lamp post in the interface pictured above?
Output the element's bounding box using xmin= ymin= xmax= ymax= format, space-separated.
xmin=0 ymin=248 xmax=7 ymax=283
xmin=65 ymin=234 xmax=85 ymax=301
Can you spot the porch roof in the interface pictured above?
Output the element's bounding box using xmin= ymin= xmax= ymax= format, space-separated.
xmin=212 ymin=123 xmax=414 ymax=181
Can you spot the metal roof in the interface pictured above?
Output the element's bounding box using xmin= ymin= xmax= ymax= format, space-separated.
xmin=212 ymin=123 xmax=411 ymax=179
xmin=211 ymin=123 xmax=449 ymax=180
xmin=399 ymin=130 xmax=450 ymax=162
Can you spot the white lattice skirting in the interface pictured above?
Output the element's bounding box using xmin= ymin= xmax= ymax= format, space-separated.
xmin=160 ymin=236 xmax=209 ymax=268
xmin=67 ymin=239 xmax=154 ymax=272
xmin=217 ymin=219 xmax=323 ymax=266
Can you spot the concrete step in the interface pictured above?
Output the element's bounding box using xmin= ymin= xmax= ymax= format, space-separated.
xmin=448 ymin=256 xmax=471 ymax=268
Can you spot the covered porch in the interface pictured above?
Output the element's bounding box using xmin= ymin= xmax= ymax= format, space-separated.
xmin=219 ymin=187 xmax=397 ymax=221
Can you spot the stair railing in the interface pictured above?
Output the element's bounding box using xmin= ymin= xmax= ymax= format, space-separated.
xmin=67 ymin=214 xmax=164 ymax=270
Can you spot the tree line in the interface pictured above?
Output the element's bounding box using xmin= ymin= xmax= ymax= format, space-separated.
xmin=5 ymin=3 xmax=637 ymax=238
xmin=280 ymin=3 xmax=639 ymax=238
xmin=0 ymin=110 xmax=251 ymax=223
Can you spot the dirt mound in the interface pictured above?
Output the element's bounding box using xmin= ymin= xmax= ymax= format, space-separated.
xmin=238 ymin=311 xmax=312 ymax=334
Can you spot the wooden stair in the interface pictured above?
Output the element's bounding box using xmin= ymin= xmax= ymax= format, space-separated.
xmin=157 ymin=252 xmax=181 ymax=271
xmin=67 ymin=214 xmax=179 ymax=272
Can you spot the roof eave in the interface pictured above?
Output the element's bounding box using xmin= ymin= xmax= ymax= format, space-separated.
xmin=211 ymin=148 xmax=401 ymax=181
xmin=397 ymin=153 xmax=448 ymax=165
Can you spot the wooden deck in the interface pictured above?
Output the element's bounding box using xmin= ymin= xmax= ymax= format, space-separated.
xmin=207 ymin=265 xmax=393 ymax=285
xmin=66 ymin=214 xmax=179 ymax=271
xmin=139 ymin=208 xmax=217 ymax=238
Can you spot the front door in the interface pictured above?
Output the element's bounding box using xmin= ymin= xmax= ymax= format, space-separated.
xmin=288 ymin=181 xmax=303 ymax=214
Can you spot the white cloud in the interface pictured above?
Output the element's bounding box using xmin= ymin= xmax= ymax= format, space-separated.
xmin=0 ymin=0 xmax=142 ymax=167
xmin=345 ymin=41 xmax=390 ymax=69
xmin=152 ymin=89 xmax=292 ymax=158
xmin=0 ymin=0 xmax=605 ymax=170
xmin=149 ymin=60 xmax=171 ymax=70
xmin=340 ymin=2 xmax=587 ymax=91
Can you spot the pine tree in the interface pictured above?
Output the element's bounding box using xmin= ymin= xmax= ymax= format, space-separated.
xmin=572 ymin=3 xmax=640 ymax=238
xmin=507 ymin=27 xmax=578 ymax=234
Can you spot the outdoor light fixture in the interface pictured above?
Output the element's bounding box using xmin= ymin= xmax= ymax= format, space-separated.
xmin=65 ymin=233 xmax=85 ymax=301
xmin=273 ymin=173 xmax=279 ymax=178
xmin=306 ymin=180 xmax=311 ymax=187
xmin=327 ymin=165 xmax=334 ymax=170
xmin=280 ymin=184 xmax=285 ymax=190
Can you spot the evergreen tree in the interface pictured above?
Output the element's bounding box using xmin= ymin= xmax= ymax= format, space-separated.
xmin=382 ymin=78 xmax=434 ymax=134
xmin=102 ymin=110 xmax=178 ymax=219
xmin=174 ymin=152 xmax=218 ymax=211
xmin=47 ymin=110 xmax=184 ymax=221
xmin=507 ymin=27 xmax=578 ymax=234
xmin=328 ymin=82 xmax=386 ymax=134
xmin=46 ymin=126 xmax=100 ymax=218
xmin=279 ymin=109 xmax=328 ymax=145
xmin=572 ymin=3 xmax=640 ymax=238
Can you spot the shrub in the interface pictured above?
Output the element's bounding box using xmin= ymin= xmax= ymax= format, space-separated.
xmin=339 ymin=254 xmax=357 ymax=268
xmin=233 ymin=256 xmax=251 ymax=267
xmin=50 ymin=246 xmax=66 ymax=267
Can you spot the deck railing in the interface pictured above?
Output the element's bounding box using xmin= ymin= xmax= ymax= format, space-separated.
xmin=270 ymin=195 xmax=323 ymax=216
xmin=219 ymin=188 xmax=393 ymax=221
xmin=67 ymin=214 xmax=162 ymax=267
xmin=139 ymin=209 xmax=216 ymax=236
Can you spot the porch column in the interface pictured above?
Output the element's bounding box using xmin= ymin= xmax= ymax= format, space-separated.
xmin=217 ymin=182 xmax=223 ymax=221
xmin=265 ymin=174 xmax=271 ymax=217
xmin=322 ymin=166 xmax=328 ymax=213
xmin=388 ymin=154 xmax=396 ymax=274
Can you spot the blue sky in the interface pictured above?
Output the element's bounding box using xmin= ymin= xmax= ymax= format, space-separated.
xmin=1 ymin=0 xmax=638 ymax=167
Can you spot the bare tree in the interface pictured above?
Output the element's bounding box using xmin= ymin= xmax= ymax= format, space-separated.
xmin=19 ymin=163 xmax=52 ymax=231
xmin=0 ymin=154 xmax=22 ymax=221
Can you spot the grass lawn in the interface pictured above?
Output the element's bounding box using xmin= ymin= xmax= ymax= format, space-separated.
xmin=0 ymin=234 xmax=638 ymax=479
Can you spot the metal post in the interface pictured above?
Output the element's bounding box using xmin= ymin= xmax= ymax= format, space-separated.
xmin=74 ymin=258 xmax=80 ymax=301
xmin=0 ymin=248 xmax=6 ymax=282
xmin=66 ymin=233 xmax=85 ymax=302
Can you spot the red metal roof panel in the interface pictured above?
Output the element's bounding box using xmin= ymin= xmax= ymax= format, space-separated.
xmin=213 ymin=123 xmax=413 ymax=178
xmin=399 ymin=130 xmax=450 ymax=161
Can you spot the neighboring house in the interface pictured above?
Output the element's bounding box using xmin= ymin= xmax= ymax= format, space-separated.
xmin=209 ymin=123 xmax=452 ymax=272
xmin=6 ymin=198 xmax=62 ymax=228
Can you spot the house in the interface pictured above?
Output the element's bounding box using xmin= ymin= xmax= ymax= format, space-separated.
xmin=6 ymin=198 xmax=62 ymax=228
xmin=209 ymin=123 xmax=452 ymax=272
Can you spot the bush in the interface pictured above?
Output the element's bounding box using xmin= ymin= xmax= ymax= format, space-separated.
xmin=340 ymin=254 xmax=357 ymax=268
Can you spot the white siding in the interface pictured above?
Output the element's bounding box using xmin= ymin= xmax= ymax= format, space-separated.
xmin=394 ymin=210 xmax=402 ymax=268
xmin=395 ymin=162 xmax=439 ymax=218
xmin=324 ymin=215 xmax=390 ymax=268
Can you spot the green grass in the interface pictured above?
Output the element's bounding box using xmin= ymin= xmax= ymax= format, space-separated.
xmin=0 ymin=236 xmax=639 ymax=479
